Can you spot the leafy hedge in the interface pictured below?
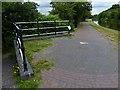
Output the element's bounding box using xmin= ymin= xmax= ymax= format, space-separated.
xmin=2 ymin=2 xmax=39 ymax=52
xmin=98 ymin=4 xmax=120 ymax=31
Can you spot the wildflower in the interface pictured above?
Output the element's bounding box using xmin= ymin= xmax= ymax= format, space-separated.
xmin=17 ymin=67 xmax=20 ymax=69
xmin=14 ymin=71 xmax=16 ymax=74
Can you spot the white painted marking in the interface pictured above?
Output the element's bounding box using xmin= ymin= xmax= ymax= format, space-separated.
xmin=80 ymin=42 xmax=88 ymax=44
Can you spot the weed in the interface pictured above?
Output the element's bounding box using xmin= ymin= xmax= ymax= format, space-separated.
xmin=50 ymin=58 xmax=56 ymax=61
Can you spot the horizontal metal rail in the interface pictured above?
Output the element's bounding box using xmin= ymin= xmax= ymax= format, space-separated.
xmin=13 ymin=20 xmax=71 ymax=78
xmin=21 ymin=26 xmax=69 ymax=31
xmin=22 ymin=31 xmax=69 ymax=38
xmin=14 ymin=20 xmax=69 ymax=24
xmin=23 ymin=33 xmax=72 ymax=41
xmin=14 ymin=20 xmax=71 ymax=40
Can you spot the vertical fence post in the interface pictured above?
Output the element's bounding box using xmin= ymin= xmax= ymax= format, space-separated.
xmin=54 ymin=20 xmax=56 ymax=35
xmin=19 ymin=30 xmax=28 ymax=72
xmin=37 ymin=21 xmax=40 ymax=37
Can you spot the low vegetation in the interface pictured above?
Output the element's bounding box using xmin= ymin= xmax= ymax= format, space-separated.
xmin=98 ymin=4 xmax=120 ymax=31
xmin=89 ymin=21 xmax=119 ymax=45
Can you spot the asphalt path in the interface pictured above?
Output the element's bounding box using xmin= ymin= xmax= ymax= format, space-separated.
xmin=35 ymin=22 xmax=118 ymax=88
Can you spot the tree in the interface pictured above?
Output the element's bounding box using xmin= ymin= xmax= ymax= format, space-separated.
xmin=50 ymin=2 xmax=75 ymax=21
xmin=92 ymin=14 xmax=98 ymax=21
xmin=109 ymin=4 xmax=120 ymax=10
xmin=72 ymin=2 xmax=92 ymax=27
xmin=50 ymin=1 xmax=92 ymax=27
xmin=98 ymin=4 xmax=120 ymax=30
xmin=2 ymin=2 xmax=39 ymax=51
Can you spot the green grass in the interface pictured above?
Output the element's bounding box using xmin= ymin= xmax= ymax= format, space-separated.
xmin=14 ymin=38 xmax=54 ymax=88
xmin=14 ymin=59 xmax=54 ymax=88
xmin=24 ymin=38 xmax=53 ymax=53
xmin=50 ymin=58 xmax=56 ymax=61
xmin=89 ymin=21 xmax=119 ymax=45
xmin=24 ymin=38 xmax=53 ymax=63
xmin=15 ymin=73 xmax=43 ymax=88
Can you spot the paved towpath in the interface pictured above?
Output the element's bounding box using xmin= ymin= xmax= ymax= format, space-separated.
xmin=2 ymin=58 xmax=18 ymax=88
xmin=35 ymin=22 xmax=118 ymax=88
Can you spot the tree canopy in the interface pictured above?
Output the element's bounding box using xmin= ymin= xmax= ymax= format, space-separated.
xmin=2 ymin=2 xmax=39 ymax=51
xmin=92 ymin=14 xmax=98 ymax=21
xmin=50 ymin=1 xmax=92 ymax=27
xmin=98 ymin=4 xmax=120 ymax=31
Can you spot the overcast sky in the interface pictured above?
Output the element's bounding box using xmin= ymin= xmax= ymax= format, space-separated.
xmin=25 ymin=0 xmax=120 ymax=15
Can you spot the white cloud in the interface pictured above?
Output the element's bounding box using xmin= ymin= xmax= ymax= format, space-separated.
xmin=38 ymin=7 xmax=52 ymax=15
xmin=91 ymin=0 xmax=120 ymax=15
xmin=27 ymin=0 xmax=52 ymax=15
xmin=29 ymin=0 xmax=51 ymax=6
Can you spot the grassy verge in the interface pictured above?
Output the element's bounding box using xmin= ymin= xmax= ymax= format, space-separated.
xmin=89 ymin=21 xmax=119 ymax=45
xmin=14 ymin=38 xmax=54 ymax=88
